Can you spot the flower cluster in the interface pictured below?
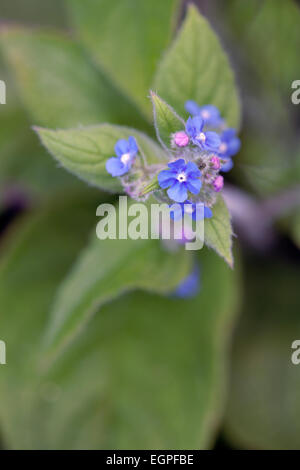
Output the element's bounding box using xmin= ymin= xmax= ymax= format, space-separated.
xmin=106 ymin=101 xmax=241 ymax=220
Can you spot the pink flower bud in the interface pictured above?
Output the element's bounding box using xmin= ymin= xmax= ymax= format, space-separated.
xmin=213 ymin=175 xmax=224 ymax=192
xmin=210 ymin=155 xmax=221 ymax=170
xmin=173 ymin=131 xmax=189 ymax=147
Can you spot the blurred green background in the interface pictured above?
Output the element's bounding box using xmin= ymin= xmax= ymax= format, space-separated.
xmin=0 ymin=0 xmax=300 ymax=450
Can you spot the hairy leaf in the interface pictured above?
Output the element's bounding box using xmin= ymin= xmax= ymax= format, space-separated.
xmin=35 ymin=124 xmax=166 ymax=192
xmin=205 ymin=196 xmax=233 ymax=268
xmin=150 ymin=91 xmax=185 ymax=151
xmin=154 ymin=5 xmax=241 ymax=129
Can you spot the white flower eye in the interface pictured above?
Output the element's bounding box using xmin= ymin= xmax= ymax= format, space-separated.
xmin=197 ymin=132 xmax=206 ymax=142
xmin=121 ymin=152 xmax=131 ymax=164
xmin=177 ymin=172 xmax=187 ymax=183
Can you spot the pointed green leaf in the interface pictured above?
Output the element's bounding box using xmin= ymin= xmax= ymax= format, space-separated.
xmin=154 ymin=5 xmax=241 ymax=128
xmin=35 ymin=124 xmax=166 ymax=192
xmin=205 ymin=196 xmax=233 ymax=268
xmin=150 ymin=91 xmax=185 ymax=150
xmin=67 ymin=0 xmax=180 ymax=117
xmin=0 ymin=27 xmax=146 ymax=129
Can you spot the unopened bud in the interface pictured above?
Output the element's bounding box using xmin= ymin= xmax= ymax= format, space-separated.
xmin=210 ymin=155 xmax=221 ymax=170
xmin=173 ymin=131 xmax=189 ymax=147
xmin=213 ymin=175 xmax=224 ymax=192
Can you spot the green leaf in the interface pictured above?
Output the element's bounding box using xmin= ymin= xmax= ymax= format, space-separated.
xmin=0 ymin=53 xmax=78 ymax=200
xmin=225 ymin=0 xmax=300 ymax=100
xmin=236 ymin=133 xmax=300 ymax=198
xmin=224 ymin=259 xmax=300 ymax=449
xmin=0 ymin=27 xmax=146 ymax=129
xmin=66 ymin=0 xmax=180 ymax=117
xmin=150 ymin=91 xmax=185 ymax=150
xmin=0 ymin=102 xmax=78 ymax=200
xmin=35 ymin=124 xmax=166 ymax=192
xmin=0 ymin=189 xmax=104 ymax=447
xmin=1 ymin=0 xmax=67 ymax=28
xmin=154 ymin=5 xmax=241 ymax=129
xmin=204 ymin=196 xmax=233 ymax=268
xmin=0 ymin=213 xmax=240 ymax=448
xmin=43 ymin=203 xmax=192 ymax=360
xmin=221 ymin=0 xmax=300 ymax=200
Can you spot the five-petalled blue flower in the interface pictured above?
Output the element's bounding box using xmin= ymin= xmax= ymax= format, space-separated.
xmin=158 ymin=159 xmax=201 ymax=203
xmin=106 ymin=136 xmax=138 ymax=177
xmin=186 ymin=116 xmax=221 ymax=152
xmin=218 ymin=129 xmax=241 ymax=173
xmin=185 ymin=101 xmax=223 ymax=127
xmin=218 ymin=129 xmax=241 ymax=158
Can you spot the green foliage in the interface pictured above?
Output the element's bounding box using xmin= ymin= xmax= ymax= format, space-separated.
xmin=0 ymin=28 xmax=145 ymax=129
xmin=237 ymin=134 xmax=300 ymax=197
xmin=35 ymin=125 xmax=166 ymax=192
xmin=224 ymin=259 xmax=300 ymax=449
xmin=1 ymin=0 xmax=67 ymax=28
xmin=43 ymin=211 xmax=192 ymax=359
xmin=150 ymin=91 xmax=185 ymax=150
xmin=0 ymin=0 xmax=267 ymax=450
xmin=0 ymin=190 xmax=101 ymax=446
xmin=0 ymin=52 xmax=78 ymax=199
xmin=154 ymin=5 xmax=241 ymax=129
xmin=67 ymin=0 xmax=180 ymax=117
xmin=0 ymin=195 xmax=240 ymax=448
xmin=205 ymin=196 xmax=233 ymax=268
xmin=224 ymin=0 xmax=300 ymax=101
xmin=221 ymin=0 xmax=300 ymax=200
xmin=0 ymin=101 xmax=77 ymax=198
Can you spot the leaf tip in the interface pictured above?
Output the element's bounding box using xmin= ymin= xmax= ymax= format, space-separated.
xmin=186 ymin=2 xmax=200 ymax=19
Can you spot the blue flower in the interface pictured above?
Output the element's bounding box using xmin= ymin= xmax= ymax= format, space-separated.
xmin=185 ymin=101 xmax=223 ymax=127
xmin=220 ymin=158 xmax=234 ymax=173
xmin=186 ymin=116 xmax=221 ymax=151
xmin=170 ymin=201 xmax=213 ymax=221
xmin=106 ymin=136 xmax=138 ymax=177
xmin=158 ymin=159 xmax=201 ymax=203
xmin=218 ymin=129 xmax=240 ymax=159
xmin=173 ymin=264 xmax=201 ymax=299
